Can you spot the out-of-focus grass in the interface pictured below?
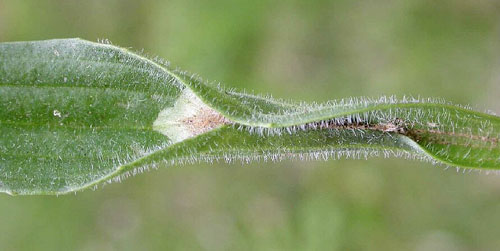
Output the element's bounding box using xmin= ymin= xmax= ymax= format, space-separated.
xmin=1 ymin=0 xmax=500 ymax=250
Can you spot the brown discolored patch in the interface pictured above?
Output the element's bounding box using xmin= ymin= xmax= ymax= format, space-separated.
xmin=310 ymin=118 xmax=408 ymax=134
xmin=181 ymin=107 xmax=231 ymax=136
xmin=311 ymin=117 xmax=498 ymax=148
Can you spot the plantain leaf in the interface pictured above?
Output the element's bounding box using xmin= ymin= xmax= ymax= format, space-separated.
xmin=1 ymin=38 xmax=500 ymax=195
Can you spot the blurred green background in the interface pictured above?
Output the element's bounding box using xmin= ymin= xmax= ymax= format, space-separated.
xmin=1 ymin=0 xmax=500 ymax=250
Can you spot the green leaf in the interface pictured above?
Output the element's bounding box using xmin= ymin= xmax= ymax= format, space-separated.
xmin=1 ymin=38 xmax=500 ymax=195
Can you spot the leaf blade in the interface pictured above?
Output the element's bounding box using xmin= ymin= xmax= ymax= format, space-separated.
xmin=1 ymin=38 xmax=500 ymax=195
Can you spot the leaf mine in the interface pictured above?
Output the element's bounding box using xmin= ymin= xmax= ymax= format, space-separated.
xmin=153 ymin=88 xmax=231 ymax=143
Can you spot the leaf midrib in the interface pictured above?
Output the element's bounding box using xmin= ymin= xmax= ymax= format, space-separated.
xmin=0 ymin=121 xmax=153 ymax=132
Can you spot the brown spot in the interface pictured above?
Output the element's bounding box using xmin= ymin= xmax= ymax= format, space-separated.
xmin=309 ymin=118 xmax=408 ymax=134
xmin=311 ymin=118 xmax=498 ymax=148
xmin=181 ymin=107 xmax=231 ymax=135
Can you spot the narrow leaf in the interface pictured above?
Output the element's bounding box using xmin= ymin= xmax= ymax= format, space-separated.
xmin=1 ymin=38 xmax=499 ymax=195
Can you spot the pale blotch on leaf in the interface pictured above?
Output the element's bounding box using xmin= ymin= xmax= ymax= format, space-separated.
xmin=153 ymin=88 xmax=231 ymax=143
